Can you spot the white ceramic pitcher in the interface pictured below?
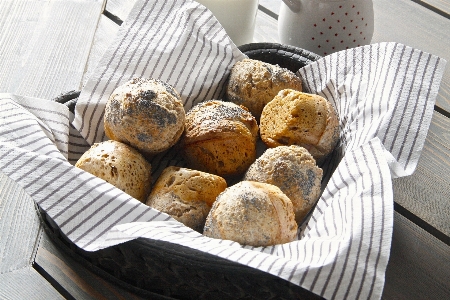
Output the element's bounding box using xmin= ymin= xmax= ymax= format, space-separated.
xmin=278 ymin=0 xmax=374 ymax=56
xmin=196 ymin=0 xmax=260 ymax=46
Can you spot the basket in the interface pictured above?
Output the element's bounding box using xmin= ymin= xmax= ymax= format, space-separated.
xmin=44 ymin=43 xmax=323 ymax=300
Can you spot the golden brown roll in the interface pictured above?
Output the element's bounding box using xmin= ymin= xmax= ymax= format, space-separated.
xmin=75 ymin=140 xmax=152 ymax=202
xmin=180 ymin=100 xmax=259 ymax=178
xmin=104 ymin=78 xmax=185 ymax=156
xmin=244 ymin=145 xmax=323 ymax=224
xmin=203 ymin=181 xmax=298 ymax=246
xmin=146 ymin=166 xmax=227 ymax=232
xmin=260 ymin=89 xmax=339 ymax=161
xmin=226 ymin=58 xmax=303 ymax=120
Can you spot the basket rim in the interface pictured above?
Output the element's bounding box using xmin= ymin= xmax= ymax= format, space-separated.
xmin=238 ymin=42 xmax=322 ymax=61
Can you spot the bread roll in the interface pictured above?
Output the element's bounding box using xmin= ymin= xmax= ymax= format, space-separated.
xmin=104 ymin=78 xmax=185 ymax=156
xmin=226 ymin=58 xmax=303 ymax=120
xmin=146 ymin=166 xmax=227 ymax=232
xmin=75 ymin=140 xmax=152 ymax=202
xmin=244 ymin=145 xmax=322 ymax=224
xmin=181 ymin=100 xmax=259 ymax=178
xmin=260 ymin=89 xmax=339 ymax=161
xmin=203 ymin=181 xmax=298 ymax=246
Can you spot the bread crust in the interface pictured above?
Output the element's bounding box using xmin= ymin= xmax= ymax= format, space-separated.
xmin=146 ymin=166 xmax=227 ymax=232
xmin=244 ymin=145 xmax=323 ymax=224
xmin=203 ymin=181 xmax=298 ymax=246
xmin=226 ymin=59 xmax=302 ymax=120
xmin=104 ymin=78 xmax=185 ymax=155
xmin=181 ymin=100 xmax=259 ymax=177
xmin=75 ymin=140 xmax=152 ymax=202
xmin=260 ymin=89 xmax=339 ymax=161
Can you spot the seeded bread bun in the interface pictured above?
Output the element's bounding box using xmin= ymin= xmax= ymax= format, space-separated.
xmin=181 ymin=100 xmax=259 ymax=178
xmin=260 ymin=89 xmax=339 ymax=161
xmin=244 ymin=145 xmax=322 ymax=224
xmin=226 ymin=58 xmax=303 ymax=120
xmin=75 ymin=140 xmax=152 ymax=202
xmin=146 ymin=166 xmax=227 ymax=232
xmin=203 ymin=181 xmax=298 ymax=246
xmin=104 ymin=78 xmax=185 ymax=156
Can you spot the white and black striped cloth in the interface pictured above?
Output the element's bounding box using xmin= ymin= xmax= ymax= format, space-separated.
xmin=0 ymin=0 xmax=446 ymax=299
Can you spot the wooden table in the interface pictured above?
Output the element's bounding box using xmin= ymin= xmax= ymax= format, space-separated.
xmin=1 ymin=0 xmax=449 ymax=299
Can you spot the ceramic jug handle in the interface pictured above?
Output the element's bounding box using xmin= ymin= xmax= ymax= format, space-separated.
xmin=281 ymin=0 xmax=301 ymax=13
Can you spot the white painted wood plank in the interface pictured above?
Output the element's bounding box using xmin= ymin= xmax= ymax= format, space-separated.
xmin=371 ymin=0 xmax=450 ymax=111
xmin=383 ymin=213 xmax=450 ymax=299
xmin=0 ymin=0 xmax=105 ymax=99
xmin=0 ymin=266 xmax=64 ymax=300
xmin=254 ymin=8 xmax=279 ymax=43
xmin=392 ymin=112 xmax=450 ymax=236
xmin=259 ymin=0 xmax=282 ymax=15
xmin=422 ymin=0 xmax=450 ymax=14
xmin=0 ymin=171 xmax=41 ymax=274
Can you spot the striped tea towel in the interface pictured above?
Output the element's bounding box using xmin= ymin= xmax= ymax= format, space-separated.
xmin=0 ymin=0 xmax=446 ymax=299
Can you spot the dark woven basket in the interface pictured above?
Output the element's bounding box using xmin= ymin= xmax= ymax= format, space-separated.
xmin=238 ymin=42 xmax=321 ymax=73
xmin=45 ymin=43 xmax=323 ymax=300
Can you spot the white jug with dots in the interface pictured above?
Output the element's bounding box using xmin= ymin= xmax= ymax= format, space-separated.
xmin=196 ymin=0 xmax=259 ymax=46
xmin=278 ymin=0 xmax=374 ymax=56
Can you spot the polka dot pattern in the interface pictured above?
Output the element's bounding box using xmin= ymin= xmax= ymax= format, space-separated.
xmin=278 ymin=0 xmax=374 ymax=56
xmin=311 ymin=5 xmax=371 ymax=55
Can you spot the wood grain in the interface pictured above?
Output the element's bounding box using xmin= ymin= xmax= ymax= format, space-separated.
xmin=420 ymin=0 xmax=450 ymax=15
xmin=371 ymin=0 xmax=450 ymax=112
xmin=0 ymin=0 xmax=105 ymax=99
xmin=254 ymin=8 xmax=280 ymax=43
xmin=382 ymin=213 xmax=450 ymax=299
xmin=0 ymin=266 xmax=64 ymax=300
xmin=393 ymin=112 xmax=450 ymax=237
xmin=259 ymin=0 xmax=282 ymax=17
